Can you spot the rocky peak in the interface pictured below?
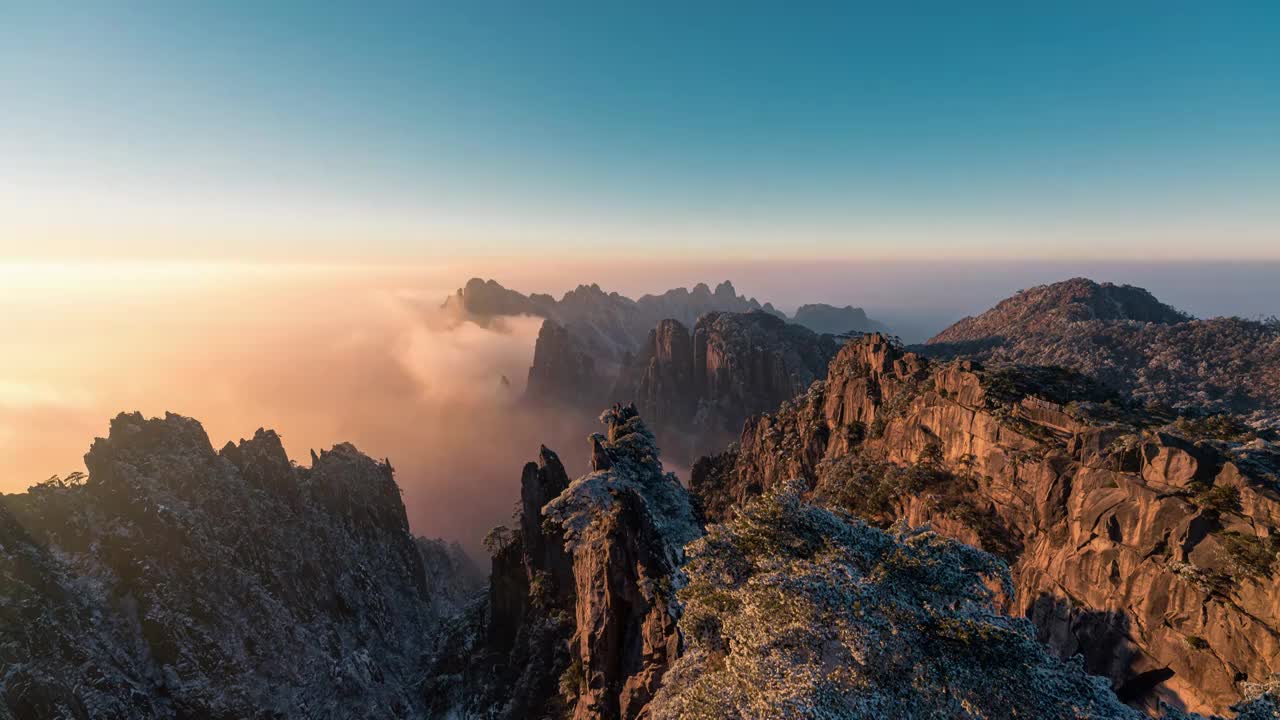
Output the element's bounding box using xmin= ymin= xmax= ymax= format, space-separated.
xmin=790 ymin=302 xmax=887 ymax=335
xmin=443 ymin=277 xmax=547 ymax=319
xmin=435 ymin=406 xmax=701 ymax=720
xmin=606 ymin=311 xmax=842 ymax=464
xmin=84 ymin=411 xmax=218 ymax=484
xmin=541 ymin=405 xmax=701 ymax=719
xmin=689 ymin=310 xmax=838 ymax=432
xmin=924 ymin=279 xmax=1280 ymax=426
xmin=2 ymin=412 xmax=452 ymax=719
xmin=930 ymin=277 xmax=1190 ymax=346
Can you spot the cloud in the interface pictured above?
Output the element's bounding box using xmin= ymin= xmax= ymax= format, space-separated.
xmin=0 ymin=265 xmax=598 ymax=558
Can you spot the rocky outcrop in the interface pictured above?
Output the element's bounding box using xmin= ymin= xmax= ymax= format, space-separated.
xmin=430 ymin=405 xmax=701 ymax=720
xmin=527 ymin=319 xmax=605 ymax=407
xmin=422 ymin=444 xmax=578 ymax=720
xmin=651 ymin=481 xmax=1152 ymax=720
xmin=415 ymin=537 xmax=484 ymax=618
xmin=924 ymin=277 xmax=1280 ymax=426
xmin=629 ymin=319 xmax=697 ymax=429
xmin=0 ymin=412 xmax=455 ymax=720
xmin=546 ymin=405 xmax=701 ymax=719
xmin=612 ymin=312 xmax=839 ymax=462
xmin=693 ymin=334 xmax=1280 ymax=714
xmin=688 ymin=311 xmax=838 ymax=435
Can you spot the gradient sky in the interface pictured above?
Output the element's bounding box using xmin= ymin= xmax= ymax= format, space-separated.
xmin=2 ymin=2 xmax=1277 ymax=261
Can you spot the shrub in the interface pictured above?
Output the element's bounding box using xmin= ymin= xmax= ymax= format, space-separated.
xmin=1191 ymin=484 xmax=1243 ymax=517
xmin=649 ymin=481 xmax=1142 ymax=720
xmin=1221 ymin=531 xmax=1279 ymax=580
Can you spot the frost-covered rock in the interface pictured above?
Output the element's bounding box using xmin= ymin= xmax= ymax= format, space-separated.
xmin=427 ymin=405 xmax=702 ymax=720
xmin=650 ymin=481 xmax=1143 ymax=720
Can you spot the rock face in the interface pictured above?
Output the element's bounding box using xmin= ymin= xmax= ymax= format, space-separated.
xmin=693 ymin=334 xmax=1280 ymax=714
xmin=429 ymin=405 xmax=701 ymax=720
xmin=0 ymin=413 xmax=456 ymax=720
xmin=526 ymin=320 xmax=605 ymax=407
xmin=924 ymin=277 xmax=1280 ymax=426
xmin=613 ymin=311 xmax=839 ymax=462
xmin=629 ymin=319 xmax=698 ymax=430
xmin=415 ymin=536 xmax=485 ymax=618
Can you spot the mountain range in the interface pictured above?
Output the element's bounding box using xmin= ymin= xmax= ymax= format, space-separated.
xmin=4 ymin=277 xmax=1280 ymax=719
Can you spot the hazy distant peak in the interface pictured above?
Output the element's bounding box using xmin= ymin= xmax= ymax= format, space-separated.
xmin=789 ymin=302 xmax=887 ymax=335
xmin=930 ymin=277 xmax=1190 ymax=345
xmin=924 ymin=277 xmax=1279 ymax=425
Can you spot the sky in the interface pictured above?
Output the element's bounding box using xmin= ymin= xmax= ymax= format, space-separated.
xmin=2 ymin=4 xmax=1279 ymax=548
xmin=2 ymin=2 xmax=1277 ymax=262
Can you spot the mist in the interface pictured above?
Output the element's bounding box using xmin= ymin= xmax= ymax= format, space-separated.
xmin=0 ymin=263 xmax=598 ymax=558
xmin=3 ymin=259 xmax=1276 ymax=558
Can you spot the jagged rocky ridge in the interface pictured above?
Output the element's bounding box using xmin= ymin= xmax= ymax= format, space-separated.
xmin=692 ymin=333 xmax=1280 ymax=713
xmin=0 ymin=413 xmax=476 ymax=720
xmin=444 ymin=278 xmax=884 ymax=413
xmin=924 ymin=278 xmax=1280 ymax=427
xmin=444 ymin=278 xmax=790 ymax=366
xmin=8 ymin=403 xmax=1280 ymax=717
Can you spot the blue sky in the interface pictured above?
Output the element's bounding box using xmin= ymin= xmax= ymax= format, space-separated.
xmin=1 ymin=2 xmax=1277 ymax=261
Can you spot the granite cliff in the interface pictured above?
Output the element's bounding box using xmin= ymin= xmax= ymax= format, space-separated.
xmin=614 ymin=311 xmax=839 ymax=461
xmin=424 ymin=404 xmax=700 ymax=720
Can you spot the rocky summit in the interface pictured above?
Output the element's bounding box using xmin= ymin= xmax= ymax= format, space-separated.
xmin=924 ymin=278 xmax=1280 ymax=427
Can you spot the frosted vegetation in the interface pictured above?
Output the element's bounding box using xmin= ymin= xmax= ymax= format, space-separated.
xmin=650 ymin=481 xmax=1280 ymax=720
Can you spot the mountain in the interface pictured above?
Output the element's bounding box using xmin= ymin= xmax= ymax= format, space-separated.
xmin=791 ymin=302 xmax=890 ymax=335
xmin=7 ymin=402 xmax=1280 ymax=718
xmin=924 ymin=278 xmax=1280 ymax=427
xmin=692 ymin=333 xmax=1280 ymax=713
xmin=445 ymin=276 xmax=883 ymax=385
xmin=445 ymin=278 xmax=788 ymax=365
xmin=424 ymin=403 xmax=1280 ymax=719
xmin=0 ymin=413 xmax=467 ymax=719
xmin=932 ymin=278 xmax=1190 ymax=342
